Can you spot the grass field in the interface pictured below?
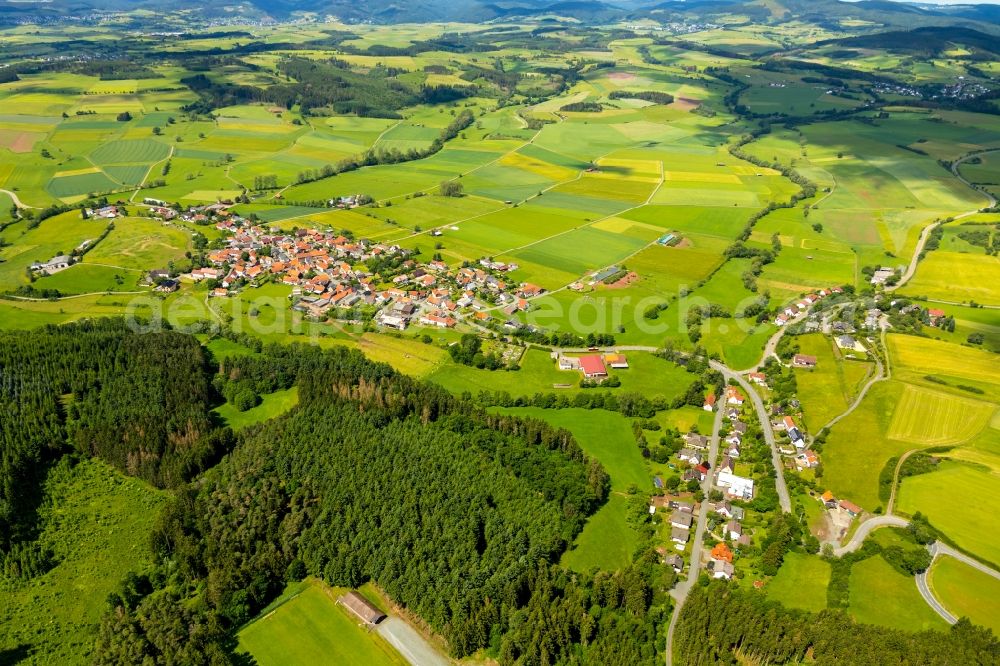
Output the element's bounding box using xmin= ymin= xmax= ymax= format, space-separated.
xmin=897 ymin=460 xmax=1000 ymax=565
xmin=927 ymin=555 xmax=1000 ymax=634
xmin=847 ymin=556 xmax=948 ymax=632
xmin=0 ymin=457 xmax=166 ymax=663
xmin=822 ymin=380 xmax=910 ymax=509
xmin=886 ymin=384 xmax=994 ymax=445
xmin=794 ymin=333 xmax=872 ymax=431
xmin=887 ymin=335 xmax=1000 ymax=397
xmin=429 ymin=348 xmax=693 ymax=402
xmin=905 ymin=248 xmax=1000 ymax=305
xmin=561 ymin=494 xmax=641 ymax=572
xmin=766 ymin=552 xmax=831 ymax=612
xmin=498 ymin=407 xmax=649 ymax=492
xmin=212 ymin=387 xmax=299 ymax=430
xmin=237 ymin=578 xmax=406 ymax=666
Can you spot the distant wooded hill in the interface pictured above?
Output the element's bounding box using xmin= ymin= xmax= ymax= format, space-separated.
xmin=4 ymin=0 xmax=1000 ymax=29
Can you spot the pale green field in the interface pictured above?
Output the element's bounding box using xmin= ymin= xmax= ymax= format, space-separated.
xmin=794 ymin=333 xmax=873 ymax=432
xmin=0 ymin=458 xmax=166 ymax=663
xmin=561 ymin=494 xmax=642 ymax=572
xmin=928 ymin=555 xmax=1000 ymax=634
xmin=898 ymin=460 xmax=1000 ymax=566
xmin=212 ymin=387 xmax=299 ymax=430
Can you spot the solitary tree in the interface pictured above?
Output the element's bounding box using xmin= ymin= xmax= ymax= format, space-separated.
xmin=439 ymin=180 xmax=463 ymax=197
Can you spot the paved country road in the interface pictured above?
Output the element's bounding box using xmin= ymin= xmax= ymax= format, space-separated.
xmin=831 ymin=515 xmax=909 ymax=557
xmin=912 ymin=541 xmax=1000 ymax=626
xmin=665 ymin=390 xmax=725 ymax=666
xmin=711 ymin=361 xmax=792 ymax=514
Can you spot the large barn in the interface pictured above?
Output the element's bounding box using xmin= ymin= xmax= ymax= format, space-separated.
xmin=337 ymin=591 xmax=387 ymax=625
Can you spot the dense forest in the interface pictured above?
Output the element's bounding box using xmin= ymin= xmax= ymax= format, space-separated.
xmin=183 ymin=56 xmax=476 ymax=117
xmin=0 ymin=320 xmax=221 ymax=569
xmin=88 ymin=341 xmax=682 ymax=664
xmin=676 ymin=582 xmax=1000 ymax=664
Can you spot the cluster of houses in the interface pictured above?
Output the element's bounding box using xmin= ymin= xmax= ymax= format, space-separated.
xmin=84 ymin=204 xmax=120 ymax=219
xmin=172 ymin=211 xmax=544 ymax=327
xmin=773 ymin=287 xmax=842 ymax=327
xmin=820 ymin=490 xmax=863 ymax=519
xmin=652 ymin=498 xmax=748 ymax=581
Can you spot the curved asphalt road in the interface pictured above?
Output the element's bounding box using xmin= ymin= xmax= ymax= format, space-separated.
xmin=831 ymin=515 xmax=908 ymax=557
xmin=913 ymin=541 xmax=1000 ymax=626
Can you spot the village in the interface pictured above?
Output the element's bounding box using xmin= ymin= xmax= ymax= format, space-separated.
xmin=136 ymin=199 xmax=558 ymax=331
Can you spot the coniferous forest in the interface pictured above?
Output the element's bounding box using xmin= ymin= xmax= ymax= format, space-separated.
xmin=0 ymin=321 xmax=668 ymax=664
xmin=0 ymin=321 xmax=219 ymax=559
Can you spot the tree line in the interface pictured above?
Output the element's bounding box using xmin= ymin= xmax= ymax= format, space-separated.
xmin=676 ymin=581 xmax=999 ymax=664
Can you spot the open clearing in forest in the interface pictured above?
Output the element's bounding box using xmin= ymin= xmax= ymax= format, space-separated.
xmin=237 ymin=579 xmax=406 ymax=666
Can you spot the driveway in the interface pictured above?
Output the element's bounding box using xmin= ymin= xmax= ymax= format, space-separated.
xmin=377 ymin=617 xmax=450 ymax=666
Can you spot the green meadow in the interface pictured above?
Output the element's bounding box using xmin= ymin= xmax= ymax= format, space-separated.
xmin=766 ymin=552 xmax=831 ymax=612
xmin=847 ymin=556 xmax=948 ymax=633
xmin=794 ymin=333 xmax=873 ymax=432
xmin=0 ymin=458 xmax=166 ymax=663
xmin=928 ymin=555 xmax=1000 ymax=634
xmin=561 ymin=494 xmax=642 ymax=572
xmin=237 ymin=579 xmax=406 ymax=666
xmin=212 ymin=387 xmax=300 ymax=430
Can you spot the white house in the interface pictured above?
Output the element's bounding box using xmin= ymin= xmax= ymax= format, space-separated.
xmin=716 ymin=471 xmax=754 ymax=500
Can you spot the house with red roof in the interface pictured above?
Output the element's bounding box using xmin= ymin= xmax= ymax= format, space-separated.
xmin=579 ymin=355 xmax=607 ymax=379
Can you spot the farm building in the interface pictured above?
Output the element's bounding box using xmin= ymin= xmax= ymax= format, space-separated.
xmin=657 ymin=233 xmax=680 ymax=246
xmin=337 ymin=591 xmax=387 ymax=626
xmin=793 ymin=354 xmax=817 ymax=368
xmin=31 ymin=255 xmax=73 ymax=275
xmin=870 ymin=267 xmax=895 ymax=285
xmin=592 ymin=265 xmax=620 ymax=282
xmin=605 ymin=353 xmax=629 ymax=369
xmin=579 ymin=355 xmax=607 ymax=378
xmin=839 ymin=500 xmax=862 ymax=517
